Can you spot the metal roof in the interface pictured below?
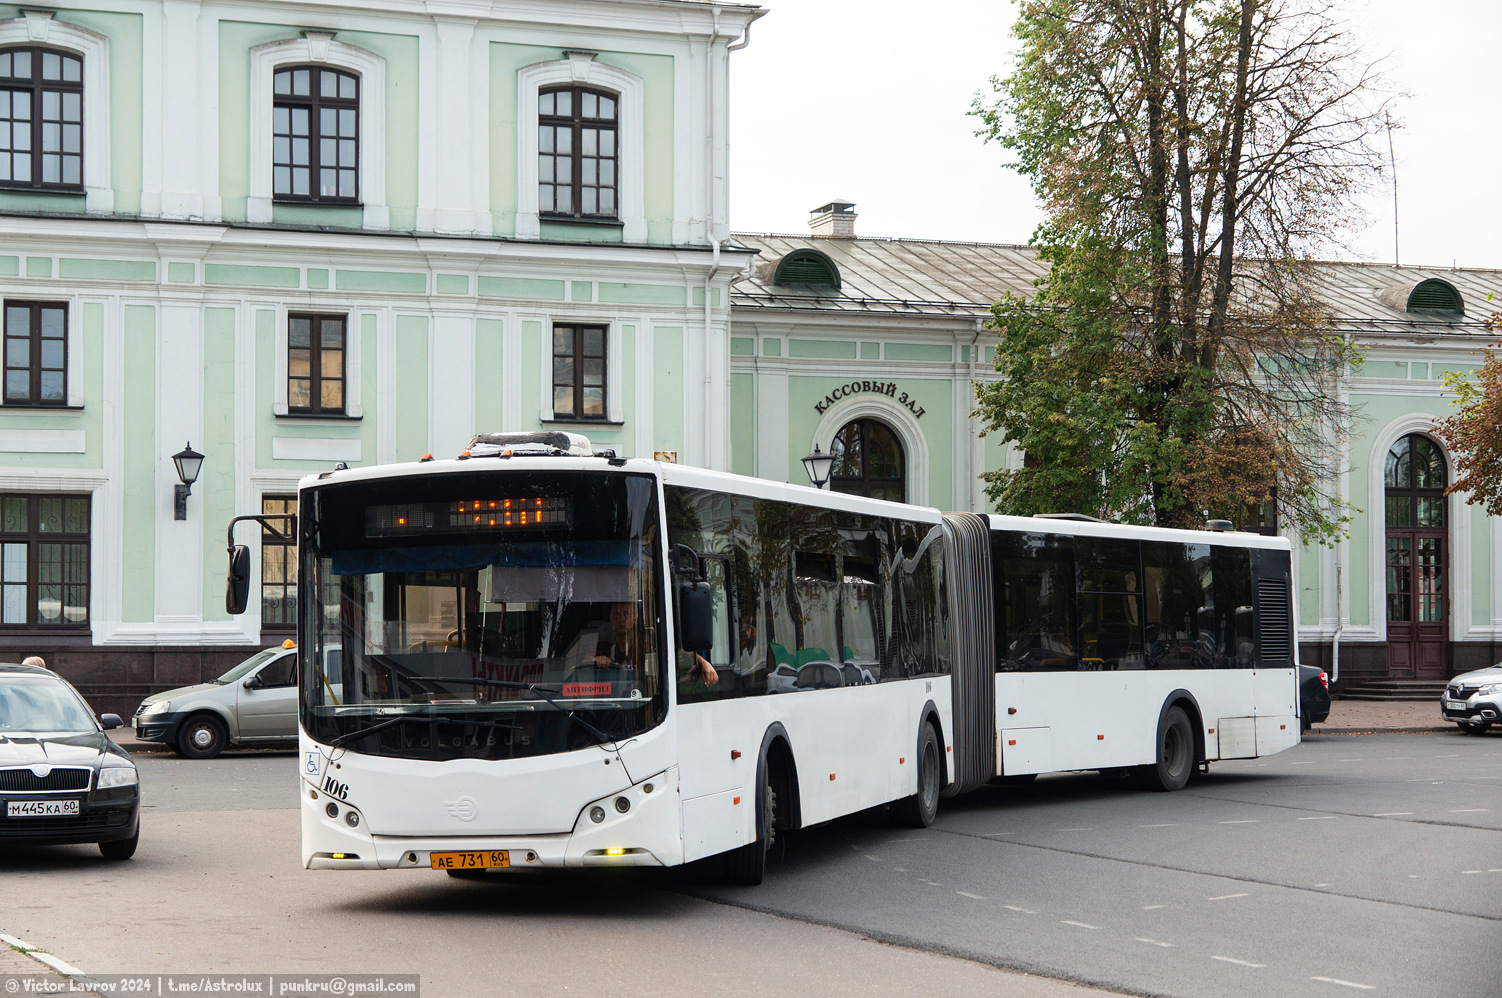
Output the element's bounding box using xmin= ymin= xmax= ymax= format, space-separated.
xmin=730 ymin=232 xmax=1502 ymax=336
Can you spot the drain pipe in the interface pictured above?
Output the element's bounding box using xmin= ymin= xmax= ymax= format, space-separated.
xmin=1330 ymin=563 xmax=1343 ymax=685
xmin=968 ymin=319 xmax=982 ymax=512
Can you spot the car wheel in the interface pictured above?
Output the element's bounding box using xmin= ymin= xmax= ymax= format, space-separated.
xmin=1459 ymin=721 xmax=1491 ymax=736
xmin=891 ymin=723 xmax=941 ymax=828
xmin=1135 ymin=706 xmax=1194 ymax=792
xmin=723 ymin=761 xmax=776 ymax=885
xmin=177 ymin=713 xmax=228 ymax=759
xmin=99 ymin=831 xmax=138 ymax=861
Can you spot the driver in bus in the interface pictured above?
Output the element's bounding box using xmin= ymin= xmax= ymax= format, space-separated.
xmin=595 ymin=601 xmax=718 ymax=686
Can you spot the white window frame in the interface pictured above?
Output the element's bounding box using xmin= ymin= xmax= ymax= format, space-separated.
xmin=272 ymin=305 xmax=363 ymax=418
xmin=247 ymin=34 xmax=387 ymax=230
xmin=517 ymin=54 xmax=645 ymax=243
xmin=538 ymin=316 xmax=623 ymax=424
xmin=0 ymin=13 xmax=111 ymax=213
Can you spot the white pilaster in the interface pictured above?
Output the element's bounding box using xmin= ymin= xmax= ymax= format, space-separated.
xmin=155 ymin=304 xmax=203 ymax=621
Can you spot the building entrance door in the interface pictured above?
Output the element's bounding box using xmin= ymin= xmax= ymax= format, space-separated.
xmin=1384 ymin=434 xmax=1448 ymax=678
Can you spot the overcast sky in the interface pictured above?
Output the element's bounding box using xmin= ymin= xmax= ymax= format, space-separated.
xmin=728 ymin=0 xmax=1502 ymax=273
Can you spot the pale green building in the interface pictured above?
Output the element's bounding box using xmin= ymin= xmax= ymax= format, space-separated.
xmin=731 ymin=203 xmax=1502 ymax=690
xmin=0 ymin=0 xmax=764 ymax=714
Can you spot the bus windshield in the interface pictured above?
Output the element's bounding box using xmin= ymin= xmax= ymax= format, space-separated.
xmin=300 ymin=470 xmax=665 ymax=761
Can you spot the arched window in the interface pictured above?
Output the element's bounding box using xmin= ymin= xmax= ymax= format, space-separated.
xmin=1384 ymin=433 xmax=1446 ymax=529
xmin=773 ymin=249 xmax=841 ymax=289
xmin=0 ymin=46 xmax=83 ymax=190
xmin=539 ymin=85 xmax=618 ymax=219
xmin=272 ymin=64 xmax=359 ymax=202
xmin=828 ymin=419 xmax=905 ymax=503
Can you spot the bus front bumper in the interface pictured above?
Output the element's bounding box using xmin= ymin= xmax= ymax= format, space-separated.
xmin=304 ymin=767 xmax=682 ymax=871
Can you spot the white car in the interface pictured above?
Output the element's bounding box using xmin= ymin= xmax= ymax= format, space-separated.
xmin=1442 ymin=663 xmax=1502 ymax=735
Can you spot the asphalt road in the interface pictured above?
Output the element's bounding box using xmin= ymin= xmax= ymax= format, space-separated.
xmin=3 ymin=730 xmax=1499 ymax=997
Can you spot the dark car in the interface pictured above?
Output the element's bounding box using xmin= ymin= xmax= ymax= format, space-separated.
xmin=1299 ymin=664 xmax=1331 ymax=731
xmin=0 ymin=663 xmax=140 ymax=859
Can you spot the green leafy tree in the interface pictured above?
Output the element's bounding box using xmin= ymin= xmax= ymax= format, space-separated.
xmin=1432 ymin=310 xmax=1502 ymax=515
xmin=972 ymin=0 xmax=1391 ymax=542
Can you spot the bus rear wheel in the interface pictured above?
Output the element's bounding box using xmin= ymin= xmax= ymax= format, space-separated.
xmin=1135 ymin=706 xmax=1194 ymax=792
xmin=891 ymin=723 xmax=941 ymax=827
xmin=723 ymin=762 xmax=777 ymax=885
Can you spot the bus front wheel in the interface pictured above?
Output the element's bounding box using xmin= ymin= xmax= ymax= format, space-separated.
xmin=1135 ymin=706 xmax=1194 ymax=792
xmin=723 ymin=761 xmax=777 ymax=885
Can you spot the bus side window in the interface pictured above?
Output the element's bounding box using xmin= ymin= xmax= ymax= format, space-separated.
xmin=995 ymin=531 xmax=1077 ymax=672
xmin=1211 ymin=546 xmax=1254 ymax=668
xmin=1142 ymin=541 xmax=1214 ymax=669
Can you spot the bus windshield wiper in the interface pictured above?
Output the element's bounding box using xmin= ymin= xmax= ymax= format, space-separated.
xmin=406 ymin=676 xmax=616 ymax=746
xmin=327 ymin=713 xmax=520 ymax=749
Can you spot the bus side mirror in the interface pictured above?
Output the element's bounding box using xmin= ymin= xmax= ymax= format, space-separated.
xmin=226 ymin=544 xmax=251 ymax=615
xmin=678 ymin=581 xmax=714 ymax=653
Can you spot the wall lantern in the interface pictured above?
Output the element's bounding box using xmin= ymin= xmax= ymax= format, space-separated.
xmin=801 ymin=444 xmax=834 ymax=490
xmin=172 ymin=442 xmax=204 ymax=520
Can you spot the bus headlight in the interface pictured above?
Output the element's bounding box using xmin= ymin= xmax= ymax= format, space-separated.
xmin=590 ymin=806 xmax=606 ymax=823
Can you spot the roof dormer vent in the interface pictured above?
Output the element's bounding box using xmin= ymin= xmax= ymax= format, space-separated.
xmin=1376 ymin=277 xmax=1465 ymax=317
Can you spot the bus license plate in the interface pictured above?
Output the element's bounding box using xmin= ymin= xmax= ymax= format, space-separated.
xmin=430 ymin=850 xmax=509 ymax=870
xmin=7 ymin=800 xmax=80 ymax=817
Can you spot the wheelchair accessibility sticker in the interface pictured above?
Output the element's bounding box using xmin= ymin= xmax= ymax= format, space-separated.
xmin=305 ymin=751 xmax=321 ymax=776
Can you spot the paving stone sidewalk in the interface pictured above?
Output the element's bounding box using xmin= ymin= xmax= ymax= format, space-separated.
xmin=1311 ymin=698 xmax=1453 ymax=734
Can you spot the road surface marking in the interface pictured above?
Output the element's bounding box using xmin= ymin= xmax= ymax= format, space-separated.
xmin=1061 ymin=920 xmax=1098 ymax=930
xmin=1315 ymin=883 xmax=1331 ymax=887
xmin=1433 ymin=754 xmax=1460 ymax=758
xmin=1408 ymin=875 xmax=1419 ymax=878
xmin=1298 ymin=815 xmax=1337 ymax=820
xmin=1289 ymin=760 xmax=1317 ymax=765
xmin=1142 ymin=905 xmax=1166 ymax=910
xmin=1136 ymin=938 xmax=1174 ymax=948
xmin=1218 ymin=819 xmax=1259 ymax=824
xmin=1449 ymin=808 xmax=1489 ymax=813
xmin=1372 ymin=812 xmax=1412 ymax=817
xmin=981 ymin=831 xmax=1015 ymax=837
xmin=1311 ymin=976 xmax=1375 ymax=990
xmin=1489 ymin=869 xmax=1502 ymax=873
xmin=1137 ymin=823 xmax=1178 ymax=828
xmin=956 ymin=891 xmax=986 ymax=899
xmin=1004 ymin=905 xmax=1038 ymax=914
xmin=1208 ymin=893 xmax=1249 ymax=901
xmin=1337 ymin=758 xmax=1361 ymax=763
xmin=1212 ymin=956 xmax=1265 ymax=968
xmin=1464 ymin=870 xmax=1482 ymax=874
xmin=1056 ymin=827 xmax=1094 ymax=832
xmin=863 ymin=854 xmax=882 ymax=861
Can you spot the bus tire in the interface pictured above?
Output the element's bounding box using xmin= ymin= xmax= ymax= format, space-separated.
xmin=1135 ymin=706 xmax=1194 ymax=792
xmin=723 ymin=762 xmax=776 ymax=885
xmin=891 ymin=723 xmax=941 ymax=827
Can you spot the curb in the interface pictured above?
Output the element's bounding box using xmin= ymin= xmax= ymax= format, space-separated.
xmin=0 ymin=932 xmax=108 ymax=996
xmin=1307 ymin=726 xmax=1455 ymax=735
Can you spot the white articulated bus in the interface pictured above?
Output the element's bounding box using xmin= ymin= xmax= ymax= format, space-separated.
xmin=225 ymin=432 xmax=1299 ymax=884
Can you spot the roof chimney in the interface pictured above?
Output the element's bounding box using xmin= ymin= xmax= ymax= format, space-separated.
xmin=809 ymin=199 xmax=856 ymax=239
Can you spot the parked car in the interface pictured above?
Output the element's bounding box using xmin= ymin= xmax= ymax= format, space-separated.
xmin=1441 ymin=662 xmax=1502 ymax=735
xmin=133 ymin=643 xmax=301 ymax=758
xmin=1299 ymin=664 xmax=1331 ymax=731
xmin=766 ymin=663 xmax=800 ymax=694
xmin=0 ymin=663 xmax=140 ymax=859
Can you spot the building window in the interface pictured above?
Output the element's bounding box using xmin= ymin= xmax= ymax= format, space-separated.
xmin=287 ymin=314 xmax=345 ymax=415
xmin=0 ymin=47 xmax=83 ymax=190
xmin=0 ymin=493 xmax=89 ymax=628
xmin=538 ymin=86 xmax=617 ymax=219
xmin=829 ymin=419 xmax=906 ymax=503
xmin=272 ymin=65 xmax=358 ymax=202
xmin=4 ymin=301 xmax=66 ymax=405
xmin=261 ymin=495 xmax=296 ymax=631
xmin=552 ymin=324 xmax=606 ymax=420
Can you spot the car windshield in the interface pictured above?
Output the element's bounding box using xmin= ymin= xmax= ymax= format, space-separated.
xmin=300 ymin=470 xmax=666 ymax=761
xmin=215 ymin=648 xmax=283 ymax=684
xmin=0 ymin=678 xmax=96 ymax=732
